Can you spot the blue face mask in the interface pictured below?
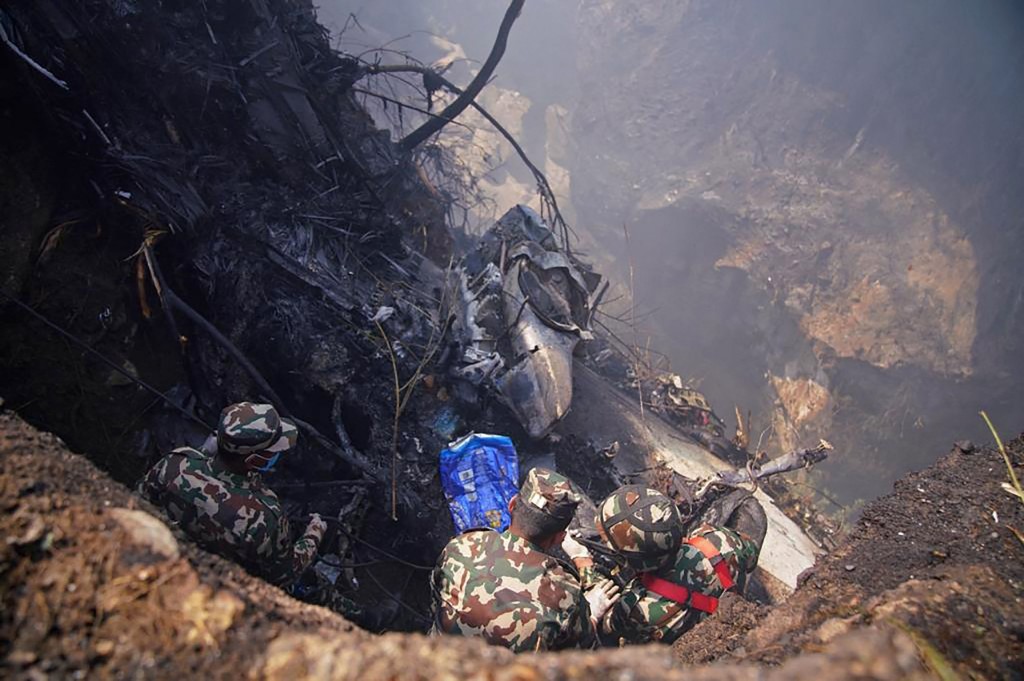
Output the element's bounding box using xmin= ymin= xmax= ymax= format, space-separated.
xmin=256 ymin=453 xmax=281 ymax=473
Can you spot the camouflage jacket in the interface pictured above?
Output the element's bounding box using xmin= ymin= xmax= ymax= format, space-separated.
xmin=137 ymin=447 xmax=324 ymax=584
xmin=432 ymin=529 xmax=596 ymax=652
xmin=603 ymin=523 xmax=759 ymax=644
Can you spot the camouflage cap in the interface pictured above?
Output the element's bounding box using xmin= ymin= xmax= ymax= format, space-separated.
xmin=597 ymin=485 xmax=684 ymax=572
xmin=217 ymin=402 xmax=298 ymax=456
xmin=518 ymin=468 xmax=582 ymax=521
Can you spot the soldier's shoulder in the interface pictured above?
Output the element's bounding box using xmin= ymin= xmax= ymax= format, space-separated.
xmin=441 ymin=527 xmax=497 ymax=554
xmin=504 ymin=535 xmax=581 ymax=591
xmin=169 ymin=445 xmax=208 ymax=460
xmin=170 ymin=447 xmax=216 ymax=473
xmin=665 ymin=524 xmax=758 ymax=579
xmin=439 ymin=527 xmax=495 ymax=554
xmin=151 ymin=447 xmax=223 ymax=493
xmin=159 ymin=446 xmax=209 ymax=468
xmin=146 ymin=446 xmax=202 ymax=478
xmin=543 ymin=556 xmax=583 ymax=591
xmin=453 ymin=527 xmax=499 ymax=543
xmin=663 ymin=541 xmax=704 ymax=578
xmin=691 ymin=524 xmax=749 ymax=555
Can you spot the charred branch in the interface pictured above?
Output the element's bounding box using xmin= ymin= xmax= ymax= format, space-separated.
xmin=142 ymin=246 xmax=378 ymax=480
xmin=395 ymin=0 xmax=525 ymax=152
xmin=360 ymin=61 xmax=573 ymax=250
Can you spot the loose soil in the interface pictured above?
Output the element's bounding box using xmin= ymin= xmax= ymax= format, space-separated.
xmin=2 ymin=408 xmax=1021 ymax=679
xmin=675 ymin=435 xmax=1024 ymax=679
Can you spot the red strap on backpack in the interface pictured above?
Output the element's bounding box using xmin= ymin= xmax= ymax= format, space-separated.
xmin=686 ymin=535 xmax=735 ymax=590
xmin=639 ymin=533 xmax=739 ymax=616
xmin=640 ymin=573 xmax=719 ymax=614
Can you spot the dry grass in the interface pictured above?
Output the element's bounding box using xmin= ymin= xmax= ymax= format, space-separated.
xmin=980 ymin=410 xmax=1024 ymax=545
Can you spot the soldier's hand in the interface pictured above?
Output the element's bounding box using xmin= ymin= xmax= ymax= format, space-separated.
xmin=561 ymin=530 xmax=592 ymax=561
xmin=308 ymin=513 xmax=327 ymax=538
xmin=584 ymin=578 xmax=621 ymax=622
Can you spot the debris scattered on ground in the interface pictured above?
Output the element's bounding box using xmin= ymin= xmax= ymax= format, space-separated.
xmin=0 ymin=0 xmax=832 ymax=631
xmin=2 ymin=2 xmax=1020 ymax=678
xmin=452 ymin=204 xmax=601 ymax=438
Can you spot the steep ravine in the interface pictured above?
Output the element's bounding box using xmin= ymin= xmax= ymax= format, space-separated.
xmin=567 ymin=0 xmax=1024 ymax=503
xmin=1 ymin=1 xmax=1022 ymax=676
xmin=2 ymin=409 xmax=1021 ymax=678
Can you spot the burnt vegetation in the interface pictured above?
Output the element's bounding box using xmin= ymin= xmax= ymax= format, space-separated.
xmin=0 ymin=0 xmax=662 ymax=632
xmin=1 ymin=1 xmax=1022 ymax=677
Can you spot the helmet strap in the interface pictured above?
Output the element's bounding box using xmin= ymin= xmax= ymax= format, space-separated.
xmin=244 ymin=451 xmax=280 ymax=472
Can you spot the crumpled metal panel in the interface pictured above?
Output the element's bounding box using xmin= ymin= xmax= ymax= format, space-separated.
xmin=494 ymin=258 xmax=580 ymax=438
xmin=454 ymin=204 xmax=602 ymax=439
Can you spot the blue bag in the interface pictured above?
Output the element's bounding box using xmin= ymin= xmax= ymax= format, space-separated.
xmin=439 ymin=433 xmax=520 ymax=533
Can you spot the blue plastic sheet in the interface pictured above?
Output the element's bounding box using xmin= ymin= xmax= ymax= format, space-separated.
xmin=439 ymin=433 xmax=520 ymax=533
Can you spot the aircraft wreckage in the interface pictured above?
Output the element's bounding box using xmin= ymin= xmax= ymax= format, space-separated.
xmin=0 ymin=0 xmax=831 ymax=629
xmin=447 ymin=205 xmax=826 ymax=596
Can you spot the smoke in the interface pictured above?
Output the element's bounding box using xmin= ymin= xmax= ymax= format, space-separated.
xmin=317 ymin=0 xmax=1024 ymax=505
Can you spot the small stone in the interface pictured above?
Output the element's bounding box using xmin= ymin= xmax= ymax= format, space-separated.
xmin=105 ymin=359 xmax=138 ymax=387
xmin=954 ymin=440 xmax=976 ymax=455
xmin=108 ymin=508 xmax=179 ymax=562
xmin=8 ymin=650 xmax=38 ymax=666
xmin=93 ymin=640 xmax=115 ymax=658
xmin=8 ymin=517 xmax=54 ymax=557
xmin=844 ymin=564 xmax=856 ymax=572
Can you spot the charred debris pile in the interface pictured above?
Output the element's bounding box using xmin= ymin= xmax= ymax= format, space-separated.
xmin=0 ymin=0 xmax=831 ymax=630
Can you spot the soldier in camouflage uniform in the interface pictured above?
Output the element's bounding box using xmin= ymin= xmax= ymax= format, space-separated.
xmin=432 ymin=467 xmax=620 ymax=652
xmin=138 ymin=402 xmax=326 ymax=585
xmin=595 ymin=486 xmax=763 ymax=644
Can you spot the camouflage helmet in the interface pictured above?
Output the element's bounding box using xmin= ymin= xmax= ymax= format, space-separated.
xmin=518 ymin=467 xmax=582 ymax=522
xmin=597 ymin=485 xmax=684 ymax=571
xmin=217 ymin=402 xmax=298 ymax=458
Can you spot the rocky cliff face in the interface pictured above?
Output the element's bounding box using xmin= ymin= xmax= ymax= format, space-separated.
xmin=568 ymin=0 xmax=1024 ymax=501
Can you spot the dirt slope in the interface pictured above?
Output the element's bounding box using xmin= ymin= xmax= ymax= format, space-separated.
xmin=568 ymin=0 xmax=1024 ymax=503
xmin=2 ymin=407 xmax=1021 ymax=679
xmin=675 ymin=434 xmax=1024 ymax=679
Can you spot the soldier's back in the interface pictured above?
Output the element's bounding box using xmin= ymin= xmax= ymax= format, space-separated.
xmin=139 ymin=447 xmax=285 ymax=570
xmin=433 ymin=529 xmax=589 ymax=652
xmin=607 ymin=523 xmax=759 ymax=644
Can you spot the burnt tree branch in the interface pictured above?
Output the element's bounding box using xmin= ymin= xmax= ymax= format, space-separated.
xmin=142 ymin=246 xmax=378 ymax=480
xmin=395 ymin=0 xmax=525 ymax=152
xmin=360 ymin=61 xmax=574 ymax=250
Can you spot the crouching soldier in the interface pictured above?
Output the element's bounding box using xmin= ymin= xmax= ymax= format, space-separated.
xmin=432 ymin=468 xmax=619 ymax=652
xmin=594 ymin=486 xmax=764 ymax=644
xmin=138 ymin=401 xmax=326 ymax=585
